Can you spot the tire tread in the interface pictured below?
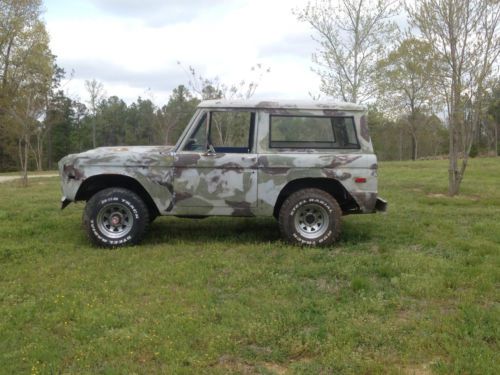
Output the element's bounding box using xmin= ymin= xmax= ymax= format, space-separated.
xmin=83 ymin=187 xmax=149 ymax=248
xmin=278 ymin=188 xmax=341 ymax=246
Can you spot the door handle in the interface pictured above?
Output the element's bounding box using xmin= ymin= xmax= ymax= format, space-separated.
xmin=202 ymin=151 xmax=217 ymax=157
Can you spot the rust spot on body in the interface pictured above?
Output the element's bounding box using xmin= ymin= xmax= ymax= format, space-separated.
xmin=174 ymin=192 xmax=193 ymax=203
xmin=63 ymin=165 xmax=85 ymax=180
xmin=175 ymin=154 xmax=201 ymax=166
xmin=261 ymin=167 xmax=290 ymax=175
xmin=328 ymin=155 xmax=362 ymax=169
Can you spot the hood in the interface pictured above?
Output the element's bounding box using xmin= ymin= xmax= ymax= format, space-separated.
xmin=59 ymin=145 xmax=176 ymax=169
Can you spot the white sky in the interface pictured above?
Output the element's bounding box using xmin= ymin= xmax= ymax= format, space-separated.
xmin=43 ymin=0 xmax=322 ymax=106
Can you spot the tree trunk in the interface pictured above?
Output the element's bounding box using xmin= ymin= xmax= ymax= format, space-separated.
xmin=47 ymin=123 xmax=52 ymax=170
xmin=448 ymin=106 xmax=460 ymax=196
xmin=411 ymin=133 xmax=418 ymax=160
xmin=399 ymin=127 xmax=403 ymax=161
xmin=18 ymin=134 xmax=29 ymax=187
xmin=92 ymin=117 xmax=96 ymax=148
xmin=495 ymin=122 xmax=498 ymax=157
xmin=31 ymin=134 xmax=43 ymax=171
xmin=23 ymin=133 xmax=29 ymax=186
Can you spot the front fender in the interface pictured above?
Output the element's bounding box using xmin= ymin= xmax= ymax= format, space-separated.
xmin=59 ymin=160 xmax=175 ymax=214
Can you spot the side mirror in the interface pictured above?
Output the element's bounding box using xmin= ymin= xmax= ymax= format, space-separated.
xmin=203 ymin=144 xmax=216 ymax=156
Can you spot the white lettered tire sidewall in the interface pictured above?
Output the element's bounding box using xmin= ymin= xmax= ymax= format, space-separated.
xmin=279 ymin=188 xmax=342 ymax=246
xmin=83 ymin=188 xmax=149 ymax=248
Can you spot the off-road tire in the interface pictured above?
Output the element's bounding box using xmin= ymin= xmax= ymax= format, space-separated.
xmin=279 ymin=188 xmax=341 ymax=246
xmin=83 ymin=188 xmax=149 ymax=248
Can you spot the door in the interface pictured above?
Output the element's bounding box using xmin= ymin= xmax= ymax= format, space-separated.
xmin=173 ymin=110 xmax=258 ymax=213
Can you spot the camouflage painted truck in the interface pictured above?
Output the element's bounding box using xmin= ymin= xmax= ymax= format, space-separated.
xmin=59 ymin=100 xmax=387 ymax=247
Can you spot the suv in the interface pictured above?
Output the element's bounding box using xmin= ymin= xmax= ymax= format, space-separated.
xmin=59 ymin=100 xmax=386 ymax=247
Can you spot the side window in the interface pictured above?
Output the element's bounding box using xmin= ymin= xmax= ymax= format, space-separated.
xmin=184 ymin=113 xmax=207 ymax=151
xmin=209 ymin=111 xmax=254 ymax=153
xmin=332 ymin=117 xmax=359 ymax=147
xmin=270 ymin=115 xmax=359 ymax=149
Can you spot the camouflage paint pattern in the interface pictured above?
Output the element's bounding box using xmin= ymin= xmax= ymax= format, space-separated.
xmin=59 ymin=100 xmax=383 ymax=217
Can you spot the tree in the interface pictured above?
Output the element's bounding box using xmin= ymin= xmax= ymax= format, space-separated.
xmin=179 ymin=63 xmax=270 ymax=146
xmin=69 ymin=100 xmax=89 ymax=154
xmin=157 ymin=85 xmax=199 ymax=145
xmin=179 ymin=62 xmax=270 ymax=100
xmin=486 ymin=83 xmax=500 ymax=156
xmin=126 ymin=97 xmax=158 ymax=145
xmin=96 ymin=96 xmax=127 ymax=146
xmin=45 ymin=91 xmax=75 ymax=167
xmin=295 ymin=0 xmax=398 ymax=103
xmin=376 ymin=38 xmax=442 ymax=160
xmin=369 ymin=105 xmax=448 ymax=161
xmin=32 ymin=64 xmax=65 ymax=170
xmin=408 ymin=0 xmax=500 ymax=195
xmin=0 ymin=0 xmax=54 ymax=185
xmin=85 ymin=79 xmax=105 ymax=148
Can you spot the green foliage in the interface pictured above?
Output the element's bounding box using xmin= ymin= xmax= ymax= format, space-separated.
xmin=469 ymin=144 xmax=479 ymax=158
xmin=375 ymin=38 xmax=443 ymax=160
xmin=211 ymin=111 xmax=251 ymax=147
xmin=0 ymin=0 xmax=54 ymax=176
xmin=0 ymin=86 xmax=201 ymax=171
xmin=368 ymin=106 xmax=449 ymax=161
xmin=157 ymin=85 xmax=200 ymax=145
xmin=295 ymin=0 xmax=398 ymax=103
xmin=1 ymin=158 xmax=499 ymax=373
xmin=376 ymin=38 xmax=440 ymax=107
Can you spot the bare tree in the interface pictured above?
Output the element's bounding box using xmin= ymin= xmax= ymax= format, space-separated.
xmin=295 ymin=0 xmax=398 ymax=103
xmin=178 ymin=63 xmax=270 ymax=145
xmin=408 ymin=0 xmax=500 ymax=195
xmin=85 ymin=79 xmax=105 ymax=148
xmin=178 ymin=62 xmax=270 ymax=100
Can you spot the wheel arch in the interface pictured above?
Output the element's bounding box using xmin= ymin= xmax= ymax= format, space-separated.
xmin=75 ymin=174 xmax=159 ymax=218
xmin=273 ymin=177 xmax=359 ymax=218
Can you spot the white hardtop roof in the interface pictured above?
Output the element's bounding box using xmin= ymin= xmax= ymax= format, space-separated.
xmin=198 ymin=99 xmax=366 ymax=111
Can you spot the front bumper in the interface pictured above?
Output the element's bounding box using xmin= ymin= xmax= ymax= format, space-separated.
xmin=375 ymin=197 xmax=388 ymax=212
xmin=61 ymin=196 xmax=71 ymax=210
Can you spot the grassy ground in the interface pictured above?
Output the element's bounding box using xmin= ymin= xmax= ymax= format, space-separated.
xmin=0 ymin=159 xmax=498 ymax=374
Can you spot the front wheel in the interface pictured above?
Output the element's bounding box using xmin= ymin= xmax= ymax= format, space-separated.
xmin=278 ymin=188 xmax=341 ymax=246
xmin=83 ymin=188 xmax=149 ymax=248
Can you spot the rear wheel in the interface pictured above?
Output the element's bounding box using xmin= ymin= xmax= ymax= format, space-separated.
xmin=278 ymin=188 xmax=341 ymax=246
xmin=83 ymin=188 xmax=149 ymax=248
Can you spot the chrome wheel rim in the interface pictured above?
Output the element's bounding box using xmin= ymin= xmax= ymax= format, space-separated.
xmin=96 ymin=203 xmax=133 ymax=239
xmin=294 ymin=203 xmax=329 ymax=239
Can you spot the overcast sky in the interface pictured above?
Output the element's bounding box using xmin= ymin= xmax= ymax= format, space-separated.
xmin=43 ymin=0 xmax=321 ymax=106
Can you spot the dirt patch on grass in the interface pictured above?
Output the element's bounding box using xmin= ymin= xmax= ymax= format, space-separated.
xmin=426 ymin=193 xmax=447 ymax=198
xmin=215 ymin=355 xmax=290 ymax=374
xmin=426 ymin=192 xmax=480 ymax=201
xmin=402 ymin=363 xmax=433 ymax=375
xmin=216 ymin=355 xmax=257 ymax=374
xmin=262 ymin=362 xmax=288 ymax=374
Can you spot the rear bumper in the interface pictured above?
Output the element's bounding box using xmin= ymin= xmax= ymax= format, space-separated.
xmin=375 ymin=197 xmax=388 ymax=212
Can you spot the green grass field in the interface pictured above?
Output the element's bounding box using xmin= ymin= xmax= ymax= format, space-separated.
xmin=0 ymin=159 xmax=498 ymax=374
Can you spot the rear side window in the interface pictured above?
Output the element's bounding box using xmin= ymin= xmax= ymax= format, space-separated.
xmin=270 ymin=115 xmax=359 ymax=149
